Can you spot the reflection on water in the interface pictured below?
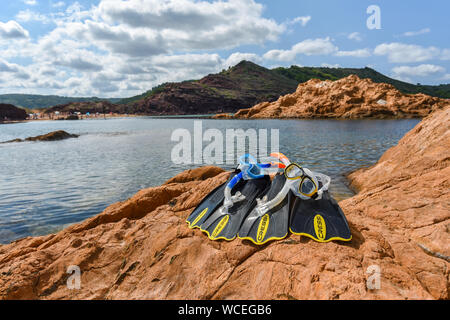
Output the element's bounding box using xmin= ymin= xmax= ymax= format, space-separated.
xmin=0 ymin=117 xmax=419 ymax=243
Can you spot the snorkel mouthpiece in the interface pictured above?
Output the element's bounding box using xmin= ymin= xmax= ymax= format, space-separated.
xmin=255 ymin=153 xmax=293 ymax=216
xmin=222 ymin=154 xmax=273 ymax=213
xmin=223 ymin=172 xmax=246 ymax=209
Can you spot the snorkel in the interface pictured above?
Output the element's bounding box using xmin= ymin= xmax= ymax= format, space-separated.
xmin=221 ymin=154 xmax=281 ymax=211
xmin=255 ymin=152 xmax=331 ymax=216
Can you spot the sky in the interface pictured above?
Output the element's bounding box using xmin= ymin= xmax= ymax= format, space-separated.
xmin=0 ymin=0 xmax=449 ymax=98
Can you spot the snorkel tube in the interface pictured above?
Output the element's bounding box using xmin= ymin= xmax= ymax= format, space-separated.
xmin=255 ymin=152 xmax=331 ymax=216
xmin=221 ymin=154 xmax=278 ymax=212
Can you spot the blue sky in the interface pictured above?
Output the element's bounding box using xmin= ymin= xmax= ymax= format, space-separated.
xmin=0 ymin=0 xmax=449 ymax=97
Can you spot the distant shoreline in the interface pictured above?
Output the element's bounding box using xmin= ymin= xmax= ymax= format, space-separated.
xmin=1 ymin=113 xmax=429 ymax=124
xmin=0 ymin=113 xmax=142 ymax=124
xmin=0 ymin=113 xmax=218 ymax=124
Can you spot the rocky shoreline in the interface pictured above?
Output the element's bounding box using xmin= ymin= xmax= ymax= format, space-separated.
xmin=214 ymin=75 xmax=449 ymax=119
xmin=0 ymin=106 xmax=448 ymax=300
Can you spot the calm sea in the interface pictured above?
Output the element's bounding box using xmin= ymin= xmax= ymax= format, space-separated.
xmin=0 ymin=117 xmax=419 ymax=243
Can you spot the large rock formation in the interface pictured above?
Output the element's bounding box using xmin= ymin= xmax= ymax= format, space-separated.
xmin=0 ymin=103 xmax=27 ymax=121
xmin=0 ymin=106 xmax=448 ymax=300
xmin=223 ymin=75 xmax=449 ymax=119
xmin=341 ymin=105 xmax=450 ymax=299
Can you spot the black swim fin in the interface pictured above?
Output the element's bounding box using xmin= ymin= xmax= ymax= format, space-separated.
xmin=290 ymin=190 xmax=352 ymax=242
xmin=238 ymin=174 xmax=291 ymax=245
xmin=186 ymin=170 xmax=242 ymax=229
xmin=200 ymin=175 xmax=271 ymax=241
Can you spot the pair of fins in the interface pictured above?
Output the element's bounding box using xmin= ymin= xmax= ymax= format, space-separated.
xmin=186 ymin=171 xmax=351 ymax=244
xmin=186 ymin=170 xmax=272 ymax=241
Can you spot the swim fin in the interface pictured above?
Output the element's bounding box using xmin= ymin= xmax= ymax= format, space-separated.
xmin=200 ymin=175 xmax=271 ymax=241
xmin=238 ymin=174 xmax=291 ymax=245
xmin=289 ymin=190 xmax=352 ymax=242
xmin=186 ymin=170 xmax=243 ymax=229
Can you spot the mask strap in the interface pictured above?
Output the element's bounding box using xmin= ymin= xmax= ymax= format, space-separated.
xmin=270 ymin=152 xmax=291 ymax=166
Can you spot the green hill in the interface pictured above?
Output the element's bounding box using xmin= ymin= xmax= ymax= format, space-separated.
xmin=117 ymin=83 xmax=168 ymax=105
xmin=117 ymin=61 xmax=299 ymax=114
xmin=0 ymin=94 xmax=122 ymax=110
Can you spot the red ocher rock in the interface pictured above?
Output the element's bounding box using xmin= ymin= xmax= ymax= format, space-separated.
xmin=221 ymin=75 xmax=449 ymax=119
xmin=0 ymin=107 xmax=449 ymax=299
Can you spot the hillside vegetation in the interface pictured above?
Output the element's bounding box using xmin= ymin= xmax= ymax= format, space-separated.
xmin=0 ymin=94 xmax=121 ymax=110
xmin=273 ymin=66 xmax=450 ymax=98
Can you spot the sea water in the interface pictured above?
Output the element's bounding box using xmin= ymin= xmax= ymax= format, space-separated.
xmin=0 ymin=117 xmax=419 ymax=243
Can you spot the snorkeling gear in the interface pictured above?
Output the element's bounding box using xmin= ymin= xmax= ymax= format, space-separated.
xmin=186 ymin=169 xmax=243 ymax=229
xmin=289 ymin=190 xmax=352 ymax=242
xmin=238 ymin=152 xmax=292 ymax=245
xmin=285 ymin=161 xmax=352 ymax=242
xmin=199 ymin=154 xmax=273 ymax=241
xmin=250 ymin=152 xmax=351 ymax=243
xmin=187 ymin=151 xmax=352 ymax=244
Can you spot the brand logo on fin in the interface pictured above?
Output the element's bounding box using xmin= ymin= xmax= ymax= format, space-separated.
xmin=256 ymin=214 xmax=270 ymax=243
xmin=212 ymin=215 xmax=229 ymax=239
xmin=192 ymin=208 xmax=208 ymax=226
xmin=313 ymin=214 xmax=326 ymax=241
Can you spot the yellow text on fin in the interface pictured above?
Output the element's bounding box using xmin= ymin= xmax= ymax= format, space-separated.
xmin=256 ymin=214 xmax=270 ymax=243
xmin=211 ymin=215 xmax=229 ymax=239
xmin=313 ymin=214 xmax=326 ymax=241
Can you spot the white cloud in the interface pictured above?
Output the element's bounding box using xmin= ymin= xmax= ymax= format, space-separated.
xmin=94 ymin=0 xmax=285 ymax=51
xmin=442 ymin=74 xmax=450 ymax=81
xmin=0 ymin=58 xmax=31 ymax=82
xmin=53 ymin=56 xmax=103 ymax=72
xmin=289 ymin=16 xmax=311 ymax=27
xmin=321 ymin=63 xmax=340 ymax=68
xmin=0 ymin=21 xmax=29 ymax=39
xmin=392 ymin=64 xmax=445 ymax=77
xmin=374 ymin=42 xmax=440 ymax=63
xmin=348 ymin=32 xmax=362 ymax=42
xmin=83 ymin=21 xmax=167 ymax=57
xmin=223 ymin=52 xmax=262 ymax=68
xmin=263 ymin=37 xmax=337 ymax=61
xmin=0 ymin=58 xmax=20 ymax=73
xmin=402 ymin=28 xmax=430 ymax=37
xmin=23 ymin=0 xmax=37 ymax=5
xmin=16 ymin=9 xmax=51 ymax=24
xmin=335 ymin=48 xmax=371 ymax=58
xmin=151 ymin=53 xmax=222 ymax=69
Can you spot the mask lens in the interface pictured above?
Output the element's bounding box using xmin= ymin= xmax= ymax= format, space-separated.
xmin=285 ymin=164 xmax=304 ymax=179
xmin=300 ymin=177 xmax=317 ymax=196
xmin=240 ymin=154 xmax=256 ymax=165
xmin=248 ymin=164 xmax=261 ymax=176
